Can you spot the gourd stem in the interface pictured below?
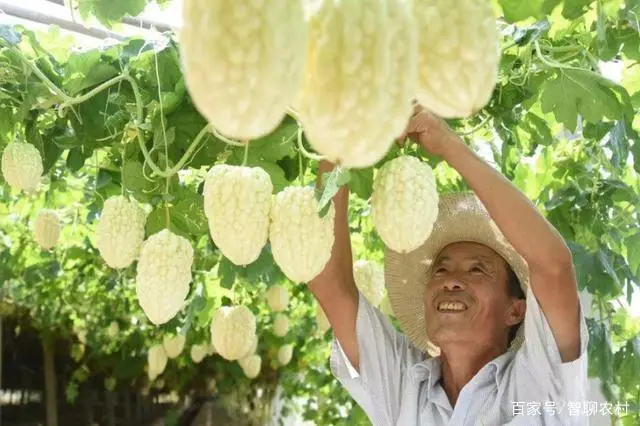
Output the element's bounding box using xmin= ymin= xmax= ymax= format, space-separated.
xmin=59 ymin=74 xmax=128 ymax=117
xmin=210 ymin=129 xmax=245 ymax=147
xmin=242 ymin=141 xmax=250 ymax=167
xmin=533 ymin=41 xmax=584 ymax=72
xmin=459 ymin=116 xmax=492 ymax=136
xmin=296 ymin=126 xmax=325 ymax=161
xmin=298 ymin=149 xmax=304 ymax=186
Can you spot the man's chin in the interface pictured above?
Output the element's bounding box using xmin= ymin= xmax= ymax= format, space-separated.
xmin=427 ymin=326 xmax=471 ymax=346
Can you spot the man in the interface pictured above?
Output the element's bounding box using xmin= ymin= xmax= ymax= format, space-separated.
xmin=309 ymin=107 xmax=589 ymax=425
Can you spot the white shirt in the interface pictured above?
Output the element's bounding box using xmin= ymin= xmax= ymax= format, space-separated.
xmin=330 ymin=287 xmax=590 ymax=425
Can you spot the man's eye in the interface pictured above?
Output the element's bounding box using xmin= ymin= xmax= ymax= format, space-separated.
xmin=470 ymin=266 xmax=483 ymax=273
xmin=434 ymin=267 xmax=446 ymax=273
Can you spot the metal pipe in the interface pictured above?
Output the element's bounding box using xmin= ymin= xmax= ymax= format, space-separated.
xmin=0 ymin=0 xmax=125 ymax=40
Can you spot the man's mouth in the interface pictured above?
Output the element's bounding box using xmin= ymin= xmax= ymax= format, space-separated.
xmin=436 ymin=301 xmax=468 ymax=313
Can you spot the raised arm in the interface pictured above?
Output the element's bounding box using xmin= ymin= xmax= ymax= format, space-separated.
xmin=308 ymin=160 xmax=361 ymax=370
xmin=401 ymin=108 xmax=581 ymax=363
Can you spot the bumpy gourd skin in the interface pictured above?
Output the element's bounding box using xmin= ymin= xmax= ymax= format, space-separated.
xmin=34 ymin=209 xmax=61 ymax=250
xmin=163 ymin=335 xmax=186 ymax=359
xmin=242 ymin=334 xmax=258 ymax=359
xmin=95 ymin=196 xmax=146 ymax=269
xmin=371 ymin=156 xmax=439 ymax=253
xmin=273 ymin=313 xmax=290 ymax=337
xmin=239 ymin=354 xmax=262 ymax=379
xmin=1 ymin=142 xmax=43 ymax=192
xmin=415 ymin=0 xmax=500 ymax=118
xmin=269 ymin=187 xmax=335 ymax=283
xmin=190 ymin=344 xmax=208 ymax=364
xmin=210 ymin=305 xmax=257 ymax=361
xmin=266 ymin=285 xmax=289 ymax=312
xmin=148 ymin=344 xmax=168 ymax=380
xmin=354 ymin=259 xmax=385 ymax=307
xmin=181 ymin=0 xmax=307 ymax=140
xmin=377 ymin=0 xmax=418 ymax=154
xmin=203 ymin=165 xmax=272 ymax=266
xmin=136 ymin=229 xmax=194 ymax=325
xmin=278 ymin=344 xmax=293 ymax=366
xmin=296 ymin=0 xmax=417 ymax=169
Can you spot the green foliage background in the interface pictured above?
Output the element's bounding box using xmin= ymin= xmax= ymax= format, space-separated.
xmin=0 ymin=0 xmax=639 ymax=424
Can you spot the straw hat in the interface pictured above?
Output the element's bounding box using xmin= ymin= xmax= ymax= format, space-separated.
xmin=384 ymin=192 xmax=530 ymax=356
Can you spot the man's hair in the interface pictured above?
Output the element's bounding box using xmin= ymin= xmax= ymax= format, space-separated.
xmin=506 ymin=265 xmax=525 ymax=348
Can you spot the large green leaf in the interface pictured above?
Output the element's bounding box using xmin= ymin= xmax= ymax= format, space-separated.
xmin=499 ymin=0 xmax=548 ymax=22
xmin=77 ymin=0 xmax=147 ymax=27
xmin=562 ymin=0 xmax=595 ymax=18
xmin=540 ymin=69 xmax=624 ymax=131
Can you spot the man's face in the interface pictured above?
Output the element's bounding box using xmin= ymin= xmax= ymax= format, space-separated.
xmin=423 ymin=241 xmax=523 ymax=350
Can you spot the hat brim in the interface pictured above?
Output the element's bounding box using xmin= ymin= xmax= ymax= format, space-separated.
xmin=384 ymin=192 xmax=530 ymax=356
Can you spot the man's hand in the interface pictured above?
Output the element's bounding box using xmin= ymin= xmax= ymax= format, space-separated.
xmin=397 ymin=105 xmax=460 ymax=157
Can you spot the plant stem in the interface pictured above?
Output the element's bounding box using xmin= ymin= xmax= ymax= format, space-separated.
xmin=533 ymin=41 xmax=584 ymax=72
xmin=154 ymin=49 xmax=171 ymax=232
xmin=211 ymin=128 xmax=245 ymax=147
xmin=298 ymin=149 xmax=304 ymax=186
xmin=59 ymin=74 xmax=128 ymax=116
xmin=165 ymin=177 xmax=171 ymax=231
xmin=14 ymin=48 xmax=71 ymax=103
xmin=295 ymin=126 xmax=325 ymax=161
xmin=122 ymin=75 xmax=169 ymax=177
xmin=242 ymin=141 xmax=250 ymax=166
xmin=459 ymin=116 xmax=492 ymax=136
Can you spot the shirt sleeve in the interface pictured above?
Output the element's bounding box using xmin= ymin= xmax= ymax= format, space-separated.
xmin=513 ymin=286 xmax=590 ymax=420
xmin=329 ymin=290 xmax=427 ymax=425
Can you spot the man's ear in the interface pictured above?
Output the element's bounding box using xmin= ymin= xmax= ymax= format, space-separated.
xmin=506 ymin=299 xmax=526 ymax=326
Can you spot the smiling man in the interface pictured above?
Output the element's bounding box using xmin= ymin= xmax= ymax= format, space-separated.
xmin=309 ymin=107 xmax=589 ymax=425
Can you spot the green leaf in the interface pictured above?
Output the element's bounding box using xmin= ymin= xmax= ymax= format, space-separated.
xmin=171 ymin=193 xmax=208 ymax=238
xmin=77 ymin=0 xmax=147 ymax=27
xmin=153 ymin=126 xmax=175 ymax=148
xmin=66 ymin=148 xmax=85 ymax=173
xmin=96 ymin=169 xmax=114 ymax=189
xmin=130 ymin=43 xmax=182 ymax=91
xmin=587 ymin=318 xmax=615 ymax=385
xmin=597 ymin=249 xmax=621 ymax=287
xmin=243 ymin=246 xmax=277 ymax=283
xmin=562 ymin=0 xmax=595 ymax=19
xmin=614 ymin=337 xmax=640 ymax=392
xmin=632 ymin=140 xmax=640 ymax=173
xmin=540 ymin=69 xmax=623 ymax=132
xmin=626 ymin=233 xmax=640 ymax=277
xmin=145 ymin=207 xmax=166 ymax=237
xmin=122 ymin=161 xmax=150 ymax=192
xmin=621 ymin=0 xmax=640 ymax=31
xmin=255 ymin=161 xmax=289 ymax=194
xmin=63 ymin=50 xmax=119 ymax=95
xmin=218 ymin=258 xmax=236 ymax=289
xmin=165 ymin=103 xmax=223 ymax=168
xmin=499 ymin=0 xmax=547 ymax=21
xmin=348 ymin=168 xmax=374 ymax=200
xmin=607 ymin=121 xmax=630 ymax=168
xmin=245 ymin=117 xmax=298 ymax=162
xmin=316 ymin=167 xmax=351 ymax=217
xmin=42 ymin=139 xmax=62 ymax=174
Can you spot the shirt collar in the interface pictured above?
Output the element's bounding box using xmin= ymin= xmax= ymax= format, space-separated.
xmin=409 ymin=351 xmax=514 ymax=393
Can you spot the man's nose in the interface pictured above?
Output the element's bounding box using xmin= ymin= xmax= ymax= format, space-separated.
xmin=441 ymin=278 xmax=466 ymax=292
